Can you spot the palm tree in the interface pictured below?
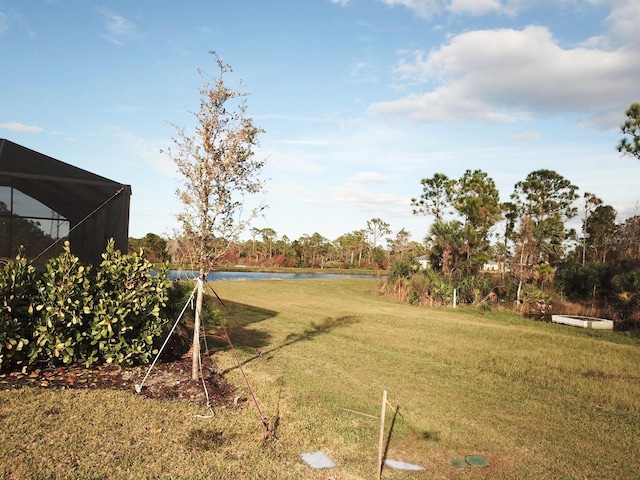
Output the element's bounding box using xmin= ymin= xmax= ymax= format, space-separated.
xmin=428 ymin=220 xmax=465 ymax=277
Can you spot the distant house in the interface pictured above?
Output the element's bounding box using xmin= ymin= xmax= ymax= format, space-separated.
xmin=482 ymin=260 xmax=510 ymax=273
xmin=414 ymin=255 xmax=430 ymax=270
xmin=483 ymin=261 xmax=499 ymax=272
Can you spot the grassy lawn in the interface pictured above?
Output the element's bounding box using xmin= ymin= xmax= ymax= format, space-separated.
xmin=1 ymin=278 xmax=639 ymax=479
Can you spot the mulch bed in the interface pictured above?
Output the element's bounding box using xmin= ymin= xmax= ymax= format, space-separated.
xmin=0 ymin=355 xmax=236 ymax=408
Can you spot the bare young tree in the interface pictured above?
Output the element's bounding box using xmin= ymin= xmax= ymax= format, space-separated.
xmin=366 ymin=218 xmax=391 ymax=249
xmin=164 ymin=52 xmax=266 ymax=379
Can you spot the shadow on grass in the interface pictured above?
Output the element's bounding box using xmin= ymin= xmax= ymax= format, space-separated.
xmin=421 ymin=430 xmax=441 ymax=441
xmin=196 ymin=283 xmax=361 ymax=374
xmin=380 ymin=406 xmax=441 ymax=475
xmin=219 ymin=315 xmax=361 ymax=375
xmin=382 ymin=404 xmax=401 ymax=469
xmin=281 ymin=315 xmax=361 ymax=346
xmin=200 ymin=293 xmax=280 ymax=352
xmin=186 ymin=428 xmax=228 ymax=450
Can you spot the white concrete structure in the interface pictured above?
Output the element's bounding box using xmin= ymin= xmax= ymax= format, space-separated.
xmin=551 ymin=315 xmax=614 ymax=330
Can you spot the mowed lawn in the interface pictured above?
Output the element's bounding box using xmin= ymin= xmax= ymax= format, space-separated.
xmin=1 ymin=278 xmax=639 ymax=479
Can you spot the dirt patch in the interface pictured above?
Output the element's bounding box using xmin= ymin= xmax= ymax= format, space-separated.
xmin=0 ymin=355 xmax=236 ymax=408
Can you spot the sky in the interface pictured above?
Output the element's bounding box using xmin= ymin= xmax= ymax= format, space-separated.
xmin=1 ymin=0 xmax=639 ymax=246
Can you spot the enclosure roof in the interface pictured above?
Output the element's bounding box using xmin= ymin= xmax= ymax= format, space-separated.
xmin=0 ymin=138 xmax=131 ymax=264
xmin=0 ymin=138 xmax=130 ymax=224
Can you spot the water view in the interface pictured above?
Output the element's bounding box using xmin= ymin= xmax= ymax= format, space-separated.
xmin=169 ymin=270 xmax=378 ymax=282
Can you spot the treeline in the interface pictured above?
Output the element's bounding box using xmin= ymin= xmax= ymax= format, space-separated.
xmin=129 ymin=219 xmax=428 ymax=270
xmin=390 ymin=168 xmax=640 ymax=325
xmin=130 ymin=167 xmax=640 ymax=325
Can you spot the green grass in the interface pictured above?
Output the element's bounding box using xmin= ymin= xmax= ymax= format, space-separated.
xmin=2 ymin=278 xmax=639 ymax=479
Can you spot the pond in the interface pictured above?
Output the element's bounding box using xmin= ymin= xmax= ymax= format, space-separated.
xmin=168 ymin=270 xmax=379 ymax=282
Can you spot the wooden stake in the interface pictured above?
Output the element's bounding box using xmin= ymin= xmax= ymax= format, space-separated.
xmin=192 ymin=274 xmax=204 ymax=381
xmin=377 ymin=390 xmax=387 ymax=479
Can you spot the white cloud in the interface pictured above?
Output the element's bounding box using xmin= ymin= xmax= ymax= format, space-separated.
xmin=276 ymin=139 xmax=336 ymax=146
xmin=380 ymin=0 xmax=442 ymax=18
xmin=578 ymin=0 xmax=640 ymax=49
xmin=369 ymin=88 xmax=521 ymax=123
xmin=0 ymin=9 xmax=36 ymax=38
xmin=353 ymin=172 xmax=390 ymax=183
xmin=448 ymin=0 xmax=502 ymax=16
xmin=333 ymin=183 xmax=408 ymax=212
xmin=104 ymin=105 xmax=139 ymax=115
xmin=0 ymin=11 xmax=9 ymax=35
xmin=99 ymin=9 xmax=137 ymax=46
xmin=133 ymin=143 xmax=175 ymax=178
xmin=578 ymin=109 xmax=625 ymax=130
xmin=332 ymin=173 xmax=409 ymax=213
xmin=0 ymin=122 xmax=44 ymax=133
xmin=603 ymin=0 xmax=640 ymax=47
xmin=104 ymin=128 xmax=175 ymax=177
xmin=267 ymin=148 xmax=325 ymax=175
xmin=378 ymin=0 xmax=640 ymax=42
xmin=513 ymin=131 xmax=541 ymax=142
xmin=369 ymin=25 xmax=640 ymax=125
xmin=349 ymin=61 xmax=379 ymax=84
xmin=380 ymin=0 xmax=511 ymax=17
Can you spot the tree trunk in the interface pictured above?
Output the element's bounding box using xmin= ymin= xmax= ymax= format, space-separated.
xmin=192 ymin=273 xmax=204 ymax=381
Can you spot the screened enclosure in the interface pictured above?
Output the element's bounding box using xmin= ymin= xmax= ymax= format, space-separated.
xmin=0 ymin=139 xmax=131 ymax=265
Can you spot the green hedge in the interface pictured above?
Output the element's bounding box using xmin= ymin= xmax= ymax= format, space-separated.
xmin=0 ymin=240 xmax=171 ymax=371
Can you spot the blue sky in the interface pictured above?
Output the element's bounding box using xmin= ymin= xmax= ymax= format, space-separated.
xmin=1 ymin=0 xmax=639 ymax=245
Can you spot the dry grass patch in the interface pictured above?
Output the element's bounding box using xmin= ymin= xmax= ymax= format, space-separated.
xmin=1 ymin=278 xmax=639 ymax=479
